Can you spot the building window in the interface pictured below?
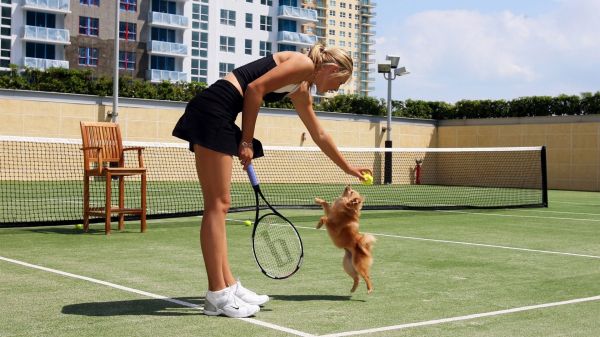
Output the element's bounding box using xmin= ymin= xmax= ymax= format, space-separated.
xmin=246 ymin=0 xmax=253 ymax=2
xmin=191 ymin=59 xmax=208 ymax=83
xmin=153 ymin=0 xmax=176 ymax=13
xmin=119 ymin=22 xmax=136 ymax=41
xmin=26 ymin=42 xmax=55 ymax=59
xmin=151 ymin=55 xmax=175 ymax=71
xmin=245 ymin=39 xmax=252 ymax=55
xmin=80 ymin=0 xmax=99 ymax=5
xmin=259 ymin=15 xmax=272 ymax=31
xmin=278 ymin=44 xmax=296 ymax=52
xmin=329 ymin=29 xmax=335 ymax=35
xmin=220 ymin=36 xmax=235 ymax=53
xmin=278 ymin=19 xmax=296 ymax=32
xmin=259 ymin=41 xmax=272 ymax=56
xmin=78 ymin=47 xmax=98 ymax=66
xmin=151 ymin=27 xmax=176 ymax=42
xmin=260 ymin=0 xmax=272 ymax=5
xmin=220 ymin=9 xmax=236 ymax=26
xmin=79 ymin=17 xmax=99 ymax=36
xmin=191 ymin=31 xmax=208 ymax=57
xmin=27 ymin=12 xmax=56 ymax=28
xmin=219 ymin=62 xmax=234 ymax=78
xmin=192 ymin=3 xmax=209 ymax=30
xmin=119 ymin=51 xmax=135 ymax=70
xmin=120 ymin=0 xmax=136 ymax=12
xmin=0 ymin=38 xmax=10 ymax=68
xmin=245 ymin=13 xmax=252 ymax=28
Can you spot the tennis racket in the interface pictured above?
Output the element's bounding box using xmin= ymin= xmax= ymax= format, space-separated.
xmin=246 ymin=163 xmax=303 ymax=279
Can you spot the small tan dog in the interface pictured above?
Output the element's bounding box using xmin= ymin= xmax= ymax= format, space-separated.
xmin=315 ymin=186 xmax=376 ymax=293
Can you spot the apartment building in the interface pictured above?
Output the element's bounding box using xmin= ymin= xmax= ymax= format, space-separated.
xmin=4 ymin=0 xmax=375 ymax=96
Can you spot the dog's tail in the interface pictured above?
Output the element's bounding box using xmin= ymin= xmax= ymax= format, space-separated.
xmin=355 ymin=233 xmax=376 ymax=257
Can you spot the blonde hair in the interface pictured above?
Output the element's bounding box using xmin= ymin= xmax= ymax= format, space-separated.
xmin=307 ymin=43 xmax=353 ymax=84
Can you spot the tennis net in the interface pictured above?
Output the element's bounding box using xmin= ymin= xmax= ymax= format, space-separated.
xmin=0 ymin=136 xmax=547 ymax=227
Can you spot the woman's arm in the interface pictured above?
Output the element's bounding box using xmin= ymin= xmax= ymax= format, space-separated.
xmin=238 ymin=53 xmax=314 ymax=169
xmin=289 ymin=84 xmax=371 ymax=180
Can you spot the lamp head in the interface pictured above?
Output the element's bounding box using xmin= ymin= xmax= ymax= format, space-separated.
xmin=394 ymin=66 xmax=410 ymax=76
xmin=377 ymin=60 xmax=391 ymax=74
xmin=386 ymin=55 xmax=400 ymax=68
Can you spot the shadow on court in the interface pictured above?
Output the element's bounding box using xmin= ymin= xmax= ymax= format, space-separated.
xmin=270 ymin=294 xmax=364 ymax=302
xmin=62 ymin=297 xmax=204 ymax=317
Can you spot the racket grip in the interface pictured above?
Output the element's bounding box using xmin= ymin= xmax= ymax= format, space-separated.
xmin=247 ymin=163 xmax=259 ymax=186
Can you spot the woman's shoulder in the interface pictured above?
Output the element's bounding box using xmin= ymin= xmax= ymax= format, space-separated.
xmin=274 ymin=52 xmax=314 ymax=68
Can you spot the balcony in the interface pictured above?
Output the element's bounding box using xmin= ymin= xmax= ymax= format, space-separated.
xmin=147 ymin=69 xmax=187 ymax=83
xmin=278 ymin=5 xmax=318 ymax=23
xmin=147 ymin=40 xmax=188 ymax=57
xmin=22 ymin=0 xmax=70 ymax=14
xmin=23 ymin=26 xmax=70 ymax=45
xmin=361 ymin=29 xmax=376 ymax=36
xmin=360 ymin=0 xmax=376 ymax=7
xmin=277 ymin=31 xmax=318 ymax=47
xmin=23 ymin=57 xmax=69 ymax=70
xmin=148 ymin=11 xmax=189 ymax=30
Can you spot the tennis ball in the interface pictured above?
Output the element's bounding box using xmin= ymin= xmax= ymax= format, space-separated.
xmin=362 ymin=173 xmax=374 ymax=186
xmin=244 ymin=220 xmax=252 ymax=227
xmin=75 ymin=224 xmax=84 ymax=230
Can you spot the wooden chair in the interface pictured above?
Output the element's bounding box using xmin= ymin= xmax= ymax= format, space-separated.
xmin=80 ymin=122 xmax=147 ymax=234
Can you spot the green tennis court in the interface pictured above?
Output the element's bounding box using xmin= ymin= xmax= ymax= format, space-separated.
xmin=1 ymin=189 xmax=598 ymax=336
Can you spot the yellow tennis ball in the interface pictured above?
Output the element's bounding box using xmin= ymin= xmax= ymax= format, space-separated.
xmin=244 ymin=220 xmax=252 ymax=226
xmin=362 ymin=173 xmax=373 ymax=186
xmin=75 ymin=224 xmax=84 ymax=230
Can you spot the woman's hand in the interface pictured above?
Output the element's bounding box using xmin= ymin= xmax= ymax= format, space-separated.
xmin=347 ymin=167 xmax=373 ymax=183
xmin=238 ymin=141 xmax=254 ymax=170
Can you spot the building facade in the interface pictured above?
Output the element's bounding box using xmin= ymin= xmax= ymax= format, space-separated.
xmin=4 ymin=0 xmax=375 ymax=96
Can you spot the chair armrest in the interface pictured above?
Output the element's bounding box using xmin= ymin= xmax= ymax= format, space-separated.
xmin=122 ymin=147 xmax=145 ymax=168
xmin=80 ymin=146 xmax=104 ymax=173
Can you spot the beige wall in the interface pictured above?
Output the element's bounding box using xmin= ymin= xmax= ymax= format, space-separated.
xmin=437 ymin=119 xmax=600 ymax=191
xmin=1 ymin=90 xmax=599 ymax=191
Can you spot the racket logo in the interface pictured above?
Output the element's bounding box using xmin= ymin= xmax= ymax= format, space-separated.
xmin=259 ymin=230 xmax=293 ymax=267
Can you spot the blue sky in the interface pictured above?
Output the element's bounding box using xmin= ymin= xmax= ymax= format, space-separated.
xmin=372 ymin=0 xmax=600 ymax=102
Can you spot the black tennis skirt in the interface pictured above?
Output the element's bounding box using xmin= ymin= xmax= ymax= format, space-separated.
xmin=172 ymin=79 xmax=264 ymax=158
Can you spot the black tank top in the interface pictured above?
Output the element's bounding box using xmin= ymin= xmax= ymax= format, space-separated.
xmin=232 ymin=54 xmax=298 ymax=102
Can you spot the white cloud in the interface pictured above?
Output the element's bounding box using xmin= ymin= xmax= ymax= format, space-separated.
xmin=374 ymin=0 xmax=600 ymax=101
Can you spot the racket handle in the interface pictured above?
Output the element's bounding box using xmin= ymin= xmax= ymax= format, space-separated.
xmin=246 ymin=163 xmax=259 ymax=187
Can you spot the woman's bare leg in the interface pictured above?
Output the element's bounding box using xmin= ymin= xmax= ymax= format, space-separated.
xmin=194 ymin=145 xmax=236 ymax=291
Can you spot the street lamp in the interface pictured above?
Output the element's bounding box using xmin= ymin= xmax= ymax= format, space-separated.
xmin=378 ymin=55 xmax=409 ymax=184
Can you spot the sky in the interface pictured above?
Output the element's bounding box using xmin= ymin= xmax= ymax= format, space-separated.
xmin=372 ymin=0 xmax=600 ymax=103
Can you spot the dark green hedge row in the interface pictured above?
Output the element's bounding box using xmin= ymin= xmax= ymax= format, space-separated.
xmin=0 ymin=66 xmax=206 ymax=102
xmin=2 ymin=66 xmax=598 ymax=119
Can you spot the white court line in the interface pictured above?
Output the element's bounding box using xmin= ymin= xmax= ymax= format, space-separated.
xmin=437 ymin=210 xmax=600 ymax=222
xmin=0 ymin=255 xmax=315 ymax=337
xmin=320 ymin=294 xmax=600 ymax=337
xmin=552 ymin=201 xmax=600 ymax=206
xmin=511 ymin=209 xmax=600 ymax=216
xmin=295 ymin=226 xmax=600 ymax=260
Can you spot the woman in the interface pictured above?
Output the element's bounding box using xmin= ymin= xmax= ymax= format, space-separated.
xmin=172 ymin=44 xmax=371 ymax=318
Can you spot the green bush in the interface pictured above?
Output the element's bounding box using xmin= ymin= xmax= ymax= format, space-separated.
xmin=0 ymin=66 xmax=597 ymax=119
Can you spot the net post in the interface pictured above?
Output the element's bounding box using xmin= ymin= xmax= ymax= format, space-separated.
xmin=384 ymin=140 xmax=393 ymax=184
xmin=541 ymin=145 xmax=548 ymax=207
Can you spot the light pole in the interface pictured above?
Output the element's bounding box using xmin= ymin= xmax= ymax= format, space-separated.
xmin=378 ymin=55 xmax=409 ymax=184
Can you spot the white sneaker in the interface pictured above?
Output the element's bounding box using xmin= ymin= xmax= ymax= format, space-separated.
xmin=204 ymin=287 xmax=260 ymax=318
xmin=232 ymin=280 xmax=270 ymax=306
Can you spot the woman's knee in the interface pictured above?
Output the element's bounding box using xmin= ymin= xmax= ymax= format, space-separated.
xmin=204 ymin=195 xmax=231 ymax=214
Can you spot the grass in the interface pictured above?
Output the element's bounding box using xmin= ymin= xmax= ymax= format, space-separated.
xmin=1 ymin=190 xmax=599 ymax=336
